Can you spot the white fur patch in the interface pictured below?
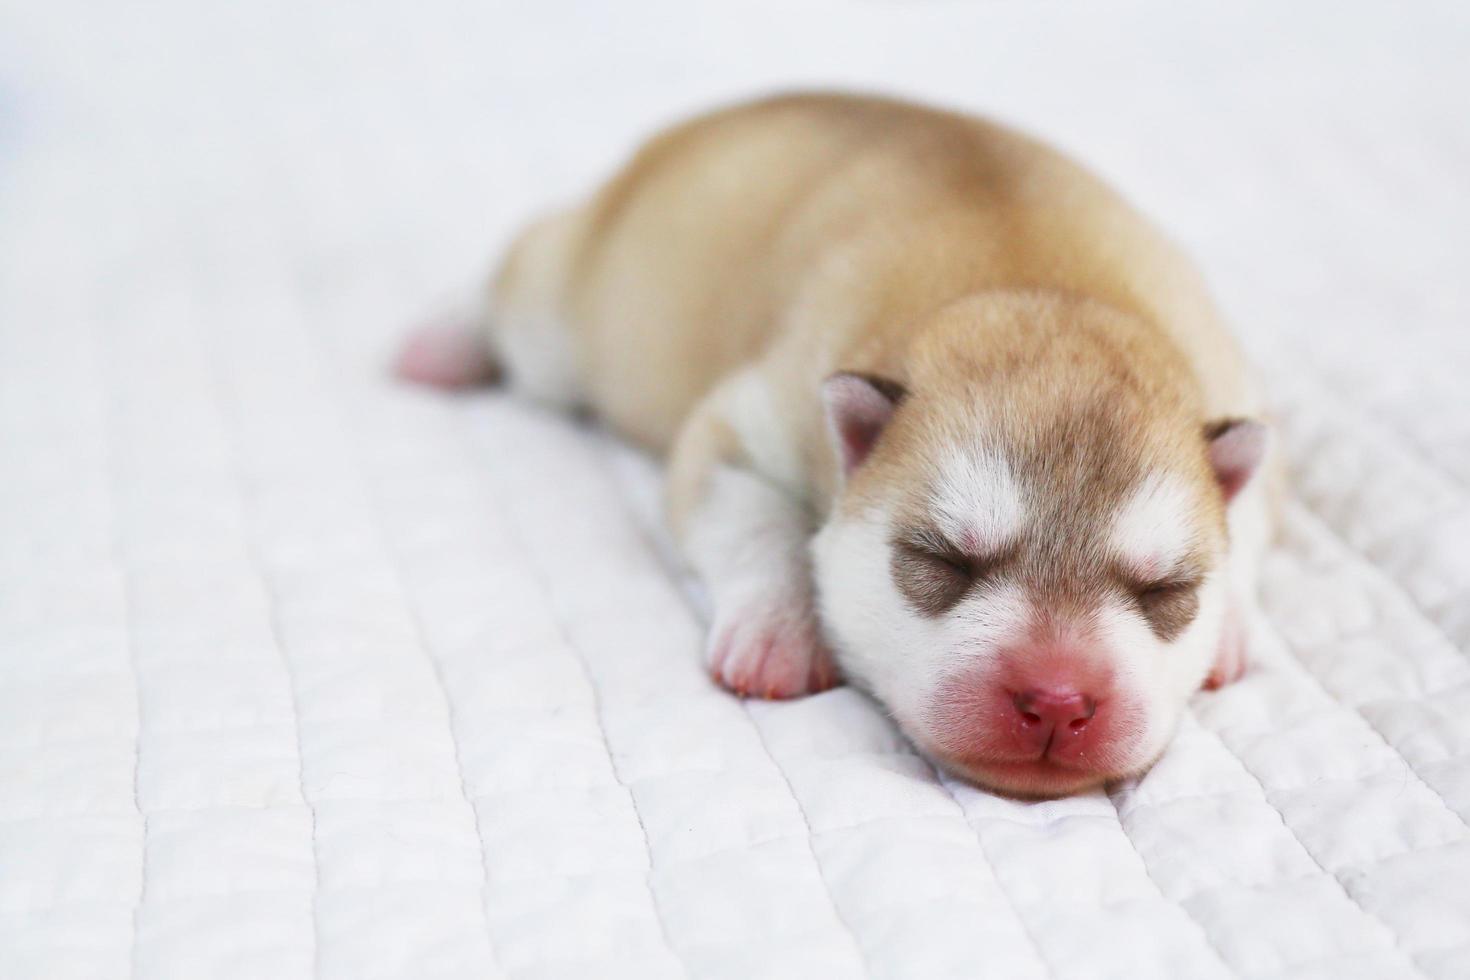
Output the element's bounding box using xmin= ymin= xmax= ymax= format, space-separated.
xmin=717 ymin=369 xmax=805 ymax=492
xmin=929 ymin=448 xmax=1026 ymax=553
xmin=1111 ymin=473 xmax=1195 ymax=579
xmin=495 ymin=310 xmax=581 ymax=407
xmin=952 ymin=579 xmax=1034 ymax=649
xmin=684 ymin=463 xmax=810 ymax=607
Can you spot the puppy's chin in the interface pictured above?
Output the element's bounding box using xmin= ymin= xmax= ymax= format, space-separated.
xmin=919 ymin=739 xmax=1167 ymax=800
xmin=930 ymin=754 xmax=1111 ymax=799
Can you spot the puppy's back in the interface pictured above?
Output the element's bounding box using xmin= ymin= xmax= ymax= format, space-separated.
xmin=494 ymin=93 xmax=1255 ymax=447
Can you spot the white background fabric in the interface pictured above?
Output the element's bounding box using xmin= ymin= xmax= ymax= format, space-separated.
xmin=2 ymin=1 xmax=1469 ymax=977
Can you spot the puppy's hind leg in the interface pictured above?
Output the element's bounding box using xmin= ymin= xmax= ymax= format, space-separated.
xmin=396 ymin=208 xmax=585 ymax=406
xmin=395 ymin=296 xmax=503 ymax=390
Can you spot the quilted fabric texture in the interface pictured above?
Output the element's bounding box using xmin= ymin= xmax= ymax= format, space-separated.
xmin=3 ymin=1 xmax=1469 ymax=977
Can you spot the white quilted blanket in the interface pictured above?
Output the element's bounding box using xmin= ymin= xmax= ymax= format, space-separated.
xmin=3 ymin=1 xmax=1469 ymax=977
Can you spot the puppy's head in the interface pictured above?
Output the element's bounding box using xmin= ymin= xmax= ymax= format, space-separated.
xmin=810 ymin=296 xmax=1266 ymax=798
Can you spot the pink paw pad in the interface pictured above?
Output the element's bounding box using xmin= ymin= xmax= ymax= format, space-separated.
xmin=394 ymin=322 xmax=500 ymax=389
xmin=707 ymin=605 xmax=839 ymax=700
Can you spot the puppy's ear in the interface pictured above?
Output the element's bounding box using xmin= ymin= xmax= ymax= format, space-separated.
xmin=1205 ymin=418 xmax=1268 ymax=502
xmin=823 ymin=372 xmax=907 ymax=476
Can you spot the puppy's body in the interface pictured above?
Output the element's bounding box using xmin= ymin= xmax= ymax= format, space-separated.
xmin=402 ymin=93 xmax=1272 ymax=797
xmin=498 ymin=93 xmax=1254 ymax=428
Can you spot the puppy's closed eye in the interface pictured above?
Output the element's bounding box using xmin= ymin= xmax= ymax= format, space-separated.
xmin=1133 ymin=578 xmax=1201 ymax=642
xmin=891 ymin=531 xmax=1001 ymax=617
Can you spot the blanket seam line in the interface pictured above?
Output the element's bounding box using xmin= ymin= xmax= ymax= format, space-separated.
xmin=1277 ymin=502 xmax=1470 ymax=833
xmin=195 ymin=303 xmax=323 ymax=979
xmin=290 ymin=292 xmax=506 ymax=976
xmin=1228 ymin=570 xmax=1453 ymax=977
xmin=458 ymin=405 xmax=691 ymax=979
xmin=100 ymin=311 xmax=148 ymax=980
xmin=350 ymin=446 xmax=506 ymax=976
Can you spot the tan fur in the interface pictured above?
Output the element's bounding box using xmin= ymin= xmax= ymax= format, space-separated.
xmin=487 ymin=90 xmax=1260 ymax=555
xmin=874 ymin=292 xmax=1223 ymax=631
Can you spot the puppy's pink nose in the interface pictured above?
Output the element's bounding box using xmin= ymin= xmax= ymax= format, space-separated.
xmin=1012 ymin=688 xmax=1096 ymax=733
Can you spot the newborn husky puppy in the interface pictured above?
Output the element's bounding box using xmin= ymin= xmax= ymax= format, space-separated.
xmin=398 ymin=93 xmax=1272 ymax=797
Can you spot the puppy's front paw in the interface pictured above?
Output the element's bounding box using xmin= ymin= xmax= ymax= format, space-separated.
xmin=1203 ymin=603 xmax=1248 ymax=690
xmin=707 ymin=598 xmax=839 ymax=700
